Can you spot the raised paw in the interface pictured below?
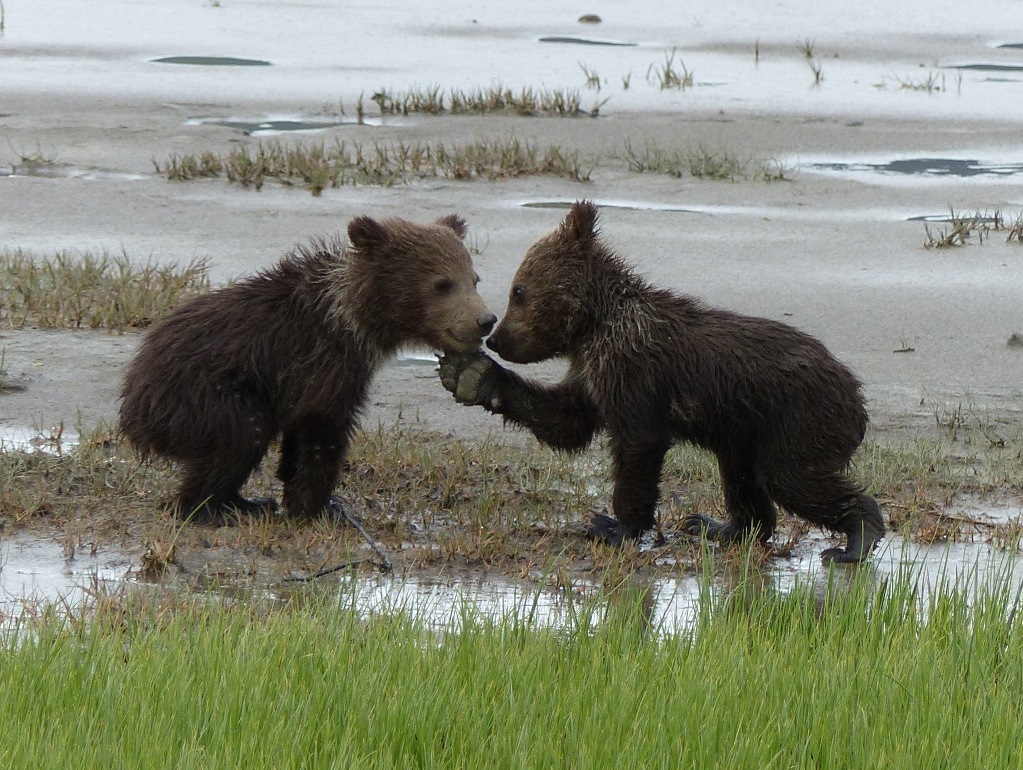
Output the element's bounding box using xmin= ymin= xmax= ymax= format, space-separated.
xmin=437 ymin=351 xmax=502 ymax=409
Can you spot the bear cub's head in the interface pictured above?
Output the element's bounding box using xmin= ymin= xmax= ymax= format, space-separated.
xmin=487 ymin=200 xmax=605 ymax=364
xmin=346 ymin=214 xmax=496 ymax=355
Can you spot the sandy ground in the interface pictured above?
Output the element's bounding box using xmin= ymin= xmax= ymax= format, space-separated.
xmin=1 ymin=94 xmax=1021 ymax=446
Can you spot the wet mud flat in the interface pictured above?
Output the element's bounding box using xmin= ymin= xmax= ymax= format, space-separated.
xmin=3 ymin=0 xmax=1023 ymax=629
xmin=3 ymin=494 xmax=1023 ymax=636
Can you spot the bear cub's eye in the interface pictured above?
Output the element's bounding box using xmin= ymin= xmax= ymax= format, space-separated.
xmin=433 ymin=278 xmax=455 ymax=294
xmin=511 ymin=285 xmax=526 ymax=303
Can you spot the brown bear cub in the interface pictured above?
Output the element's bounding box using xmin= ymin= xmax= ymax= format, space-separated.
xmin=440 ymin=201 xmax=884 ymax=563
xmin=120 ymin=214 xmax=496 ymax=523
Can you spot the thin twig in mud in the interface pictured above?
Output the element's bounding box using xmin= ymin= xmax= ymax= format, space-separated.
xmin=284 ymin=560 xmax=374 ymax=582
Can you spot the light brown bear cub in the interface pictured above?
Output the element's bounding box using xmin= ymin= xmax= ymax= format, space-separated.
xmin=440 ymin=201 xmax=884 ymax=563
xmin=120 ymin=214 xmax=496 ymax=523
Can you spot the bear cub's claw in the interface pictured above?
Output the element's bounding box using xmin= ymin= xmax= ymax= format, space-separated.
xmin=682 ymin=513 xmax=743 ymax=544
xmin=176 ymin=495 xmax=278 ymax=526
xmin=438 ymin=351 xmax=502 ymax=410
xmin=585 ymin=513 xmax=646 ymax=547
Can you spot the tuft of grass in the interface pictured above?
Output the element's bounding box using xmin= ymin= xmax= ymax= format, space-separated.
xmin=799 ymin=37 xmax=815 ymax=58
xmin=622 ymin=141 xmax=793 ymax=182
xmin=1007 ymin=211 xmax=1023 ymax=243
xmin=0 ymin=0 xmax=5 ymax=34
xmin=7 ymin=142 xmax=61 ymax=175
xmin=579 ymin=62 xmax=602 ymax=90
xmin=156 ymin=138 xmax=593 ymax=195
xmin=875 ymin=71 xmax=962 ymax=95
xmin=646 ymin=48 xmax=694 ymax=90
xmin=923 ymin=207 xmax=1006 ymax=249
xmin=751 ymin=156 xmax=796 ymax=182
xmin=153 ymin=150 xmax=223 ymax=180
xmin=369 ymin=83 xmax=593 ymax=118
xmin=0 ymin=249 xmax=209 ymax=330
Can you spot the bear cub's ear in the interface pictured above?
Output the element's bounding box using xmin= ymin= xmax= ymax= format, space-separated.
xmin=348 ymin=216 xmax=390 ymax=251
xmin=435 ymin=214 xmax=468 ymax=240
xmin=563 ymin=200 xmax=599 ymax=243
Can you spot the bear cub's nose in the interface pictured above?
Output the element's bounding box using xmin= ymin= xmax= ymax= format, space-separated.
xmin=477 ymin=312 xmax=498 ymax=336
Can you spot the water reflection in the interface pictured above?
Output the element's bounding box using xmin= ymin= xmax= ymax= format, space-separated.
xmin=315 ymin=531 xmax=1023 ymax=637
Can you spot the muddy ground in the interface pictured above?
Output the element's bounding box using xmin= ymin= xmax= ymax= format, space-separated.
xmin=2 ymin=76 xmax=1023 ymax=615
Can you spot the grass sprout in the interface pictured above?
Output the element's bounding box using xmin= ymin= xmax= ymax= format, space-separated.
xmin=809 ymin=59 xmax=824 ymax=86
xmin=646 ymin=48 xmax=694 ymax=90
xmin=579 ymin=62 xmax=602 ymax=90
xmin=1006 ymin=211 xmax=1023 ymax=243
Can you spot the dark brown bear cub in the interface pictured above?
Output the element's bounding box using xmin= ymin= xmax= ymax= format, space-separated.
xmin=440 ymin=201 xmax=884 ymax=563
xmin=120 ymin=213 xmax=496 ymax=523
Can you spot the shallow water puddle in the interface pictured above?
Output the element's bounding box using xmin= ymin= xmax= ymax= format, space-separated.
xmin=187 ymin=117 xmax=348 ymax=135
xmin=537 ymin=36 xmax=637 ymax=47
xmin=809 ymin=157 xmax=1023 ymax=177
xmin=521 ymin=200 xmax=700 ymax=213
xmin=150 ymin=56 xmax=271 ymax=67
xmin=325 ymin=524 xmax=1023 ymax=636
xmin=0 ymin=425 xmax=77 ymax=454
xmin=0 ymin=534 xmax=133 ymax=633
xmin=906 ymin=212 xmax=1004 ymax=223
xmin=948 ymin=63 xmax=1023 ymax=72
xmin=186 ymin=115 xmax=390 ymax=135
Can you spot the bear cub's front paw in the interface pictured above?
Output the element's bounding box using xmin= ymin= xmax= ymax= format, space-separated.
xmin=438 ymin=351 xmax=503 ymax=410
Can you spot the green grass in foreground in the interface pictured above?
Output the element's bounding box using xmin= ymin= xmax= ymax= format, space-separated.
xmin=0 ymin=248 xmax=209 ymax=331
xmin=3 ymin=568 xmax=1023 ymax=769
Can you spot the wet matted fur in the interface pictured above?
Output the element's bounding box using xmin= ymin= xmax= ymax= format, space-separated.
xmin=440 ymin=201 xmax=884 ymax=563
xmin=120 ymin=214 xmax=496 ymax=523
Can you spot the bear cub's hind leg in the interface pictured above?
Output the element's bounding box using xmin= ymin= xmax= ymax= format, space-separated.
xmin=683 ymin=455 xmax=777 ymax=547
xmin=820 ymin=495 xmax=885 ymax=564
xmin=277 ymin=415 xmax=348 ymax=519
xmin=175 ymin=448 xmax=276 ymax=525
